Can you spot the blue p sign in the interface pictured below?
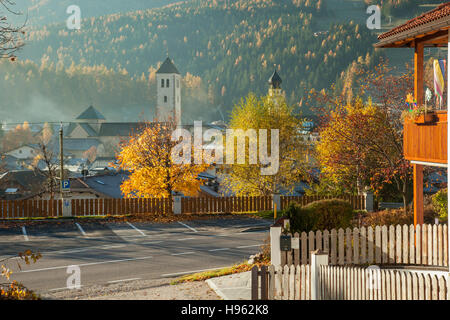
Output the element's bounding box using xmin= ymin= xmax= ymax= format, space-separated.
xmin=62 ymin=180 xmax=70 ymax=191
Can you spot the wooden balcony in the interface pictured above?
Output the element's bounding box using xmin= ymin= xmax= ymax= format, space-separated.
xmin=403 ymin=110 xmax=447 ymax=164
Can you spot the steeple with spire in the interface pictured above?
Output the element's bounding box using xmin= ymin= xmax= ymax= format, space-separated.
xmin=268 ymin=68 xmax=284 ymax=100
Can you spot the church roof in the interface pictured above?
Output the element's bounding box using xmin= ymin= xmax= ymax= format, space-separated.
xmin=76 ymin=106 xmax=106 ymax=120
xmin=156 ymin=57 xmax=180 ymax=74
xmin=268 ymin=69 xmax=282 ymax=89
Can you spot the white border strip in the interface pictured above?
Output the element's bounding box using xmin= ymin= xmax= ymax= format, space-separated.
xmin=75 ymin=223 xmax=87 ymax=237
xmin=107 ymin=277 xmax=141 ymax=284
xmin=177 ymin=221 xmax=198 ymax=233
xmin=126 ymin=222 xmax=146 ymax=236
xmin=22 ymin=226 xmax=29 ymax=241
xmin=18 ymin=255 xmax=153 ymax=273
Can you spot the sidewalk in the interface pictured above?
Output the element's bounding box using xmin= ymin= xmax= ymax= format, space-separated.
xmin=206 ymin=271 xmax=252 ymax=300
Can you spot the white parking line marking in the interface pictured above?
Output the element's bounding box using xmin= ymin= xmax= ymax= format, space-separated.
xmin=162 ymin=266 xmax=231 ymax=277
xmin=177 ymin=221 xmax=197 ymax=233
xmin=22 ymin=227 xmax=29 ymax=241
xmin=177 ymin=237 xmax=195 ymax=241
xmin=75 ymin=223 xmax=87 ymax=237
xmin=141 ymin=241 xmax=163 ymax=245
xmin=171 ymin=251 xmax=195 ymax=256
xmin=107 ymin=277 xmax=141 ymax=284
xmin=48 ymin=285 xmax=84 ymax=292
xmin=126 ymin=222 xmax=146 ymax=236
xmin=208 ymin=248 xmax=230 ymax=252
xmin=18 ymin=255 xmax=153 ymax=273
xmin=236 ymin=244 xmax=261 ymax=249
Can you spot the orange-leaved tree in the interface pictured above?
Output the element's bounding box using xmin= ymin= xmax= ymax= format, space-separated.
xmin=117 ymin=120 xmax=211 ymax=203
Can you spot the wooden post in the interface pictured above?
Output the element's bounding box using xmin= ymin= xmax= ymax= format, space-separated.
xmin=447 ymin=29 xmax=450 ymax=273
xmin=413 ymin=164 xmax=424 ymax=226
xmin=414 ymin=41 xmax=424 ymax=106
xmin=270 ymin=226 xmax=282 ymax=267
xmin=310 ymin=249 xmax=328 ymax=300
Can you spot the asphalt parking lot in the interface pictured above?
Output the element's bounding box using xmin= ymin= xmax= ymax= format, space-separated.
xmin=0 ymin=217 xmax=271 ymax=295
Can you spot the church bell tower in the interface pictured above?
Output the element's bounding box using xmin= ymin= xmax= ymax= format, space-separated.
xmin=156 ymin=57 xmax=182 ymax=125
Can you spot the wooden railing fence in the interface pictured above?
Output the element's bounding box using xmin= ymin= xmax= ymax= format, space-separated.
xmin=278 ymin=224 xmax=448 ymax=267
xmin=0 ymin=194 xmax=366 ymax=218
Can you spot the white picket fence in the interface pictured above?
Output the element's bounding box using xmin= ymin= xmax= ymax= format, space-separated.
xmin=320 ymin=265 xmax=450 ymax=300
xmin=273 ymin=223 xmax=448 ymax=267
xmin=252 ymin=264 xmax=450 ymax=300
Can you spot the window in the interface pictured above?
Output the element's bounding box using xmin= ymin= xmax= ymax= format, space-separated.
xmin=177 ymin=79 xmax=180 ymax=88
xmin=166 ymin=79 xmax=170 ymax=87
xmin=161 ymin=79 xmax=165 ymax=88
xmin=164 ymin=96 xmax=168 ymax=103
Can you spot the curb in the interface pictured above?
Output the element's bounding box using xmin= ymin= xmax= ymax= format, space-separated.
xmin=205 ymin=279 xmax=229 ymax=300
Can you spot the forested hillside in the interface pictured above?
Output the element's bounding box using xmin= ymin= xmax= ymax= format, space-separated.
xmin=7 ymin=0 xmax=186 ymax=26
xmin=3 ymin=0 xmax=381 ymax=122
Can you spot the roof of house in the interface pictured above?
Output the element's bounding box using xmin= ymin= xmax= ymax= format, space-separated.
xmin=70 ymin=172 xmax=129 ymax=198
xmin=156 ymin=57 xmax=180 ymax=74
xmin=98 ymin=122 xmax=143 ymax=137
xmin=0 ymin=170 xmax=47 ymax=191
xmin=64 ymin=139 xmax=101 ymax=151
xmin=76 ymin=106 xmax=106 ymax=120
xmin=375 ymin=3 xmax=450 ymax=48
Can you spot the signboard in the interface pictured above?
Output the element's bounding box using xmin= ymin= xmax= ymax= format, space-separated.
xmin=280 ymin=235 xmax=292 ymax=251
xmin=62 ymin=180 xmax=71 ymax=192
xmin=291 ymin=237 xmax=300 ymax=250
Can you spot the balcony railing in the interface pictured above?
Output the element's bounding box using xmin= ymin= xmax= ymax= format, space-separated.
xmin=403 ymin=110 xmax=447 ymax=164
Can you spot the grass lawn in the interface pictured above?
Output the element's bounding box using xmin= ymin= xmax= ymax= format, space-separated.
xmin=170 ymin=261 xmax=269 ymax=285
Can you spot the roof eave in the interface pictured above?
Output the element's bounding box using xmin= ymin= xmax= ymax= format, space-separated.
xmin=374 ymin=18 xmax=450 ymax=48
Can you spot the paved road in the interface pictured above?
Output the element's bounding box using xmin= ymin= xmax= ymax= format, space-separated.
xmin=0 ymin=217 xmax=271 ymax=295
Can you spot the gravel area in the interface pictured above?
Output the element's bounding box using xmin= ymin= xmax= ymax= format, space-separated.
xmin=41 ymin=278 xmax=220 ymax=300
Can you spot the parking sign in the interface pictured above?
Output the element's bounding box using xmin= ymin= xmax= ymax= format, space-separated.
xmin=62 ymin=180 xmax=71 ymax=192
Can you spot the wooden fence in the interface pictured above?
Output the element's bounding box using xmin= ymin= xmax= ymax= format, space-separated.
xmin=277 ymin=224 xmax=448 ymax=267
xmin=0 ymin=199 xmax=64 ymax=218
xmin=251 ymin=265 xmax=311 ymax=300
xmin=71 ymin=198 xmax=172 ymax=216
xmin=0 ymin=194 xmax=366 ymax=218
xmin=320 ymin=265 xmax=449 ymax=300
xmin=251 ymin=264 xmax=450 ymax=300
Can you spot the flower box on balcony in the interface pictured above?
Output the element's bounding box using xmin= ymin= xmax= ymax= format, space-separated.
xmin=413 ymin=112 xmax=436 ymax=124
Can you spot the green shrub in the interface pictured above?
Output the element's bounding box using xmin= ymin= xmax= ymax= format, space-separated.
xmin=285 ymin=199 xmax=355 ymax=233
xmin=432 ymin=188 xmax=448 ymax=222
xmin=361 ymin=208 xmax=413 ymax=227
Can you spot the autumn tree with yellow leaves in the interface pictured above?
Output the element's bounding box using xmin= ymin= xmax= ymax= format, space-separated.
xmin=117 ymin=120 xmax=211 ymax=205
xmin=1 ymin=250 xmax=41 ymax=300
xmin=221 ymin=93 xmax=309 ymax=196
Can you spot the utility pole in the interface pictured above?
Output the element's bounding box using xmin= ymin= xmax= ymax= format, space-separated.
xmin=59 ymin=123 xmax=64 ymax=195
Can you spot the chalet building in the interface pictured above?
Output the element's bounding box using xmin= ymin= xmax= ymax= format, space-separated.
xmin=375 ymin=3 xmax=449 ymax=228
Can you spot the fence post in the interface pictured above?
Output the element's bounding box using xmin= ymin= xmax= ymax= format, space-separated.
xmin=363 ymin=190 xmax=374 ymax=212
xmin=311 ymin=249 xmax=329 ymax=300
xmin=270 ymin=226 xmax=282 ymax=267
xmin=173 ymin=195 xmax=182 ymax=215
xmin=62 ymin=197 xmax=72 ymax=217
xmin=272 ymin=193 xmax=281 ymax=211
